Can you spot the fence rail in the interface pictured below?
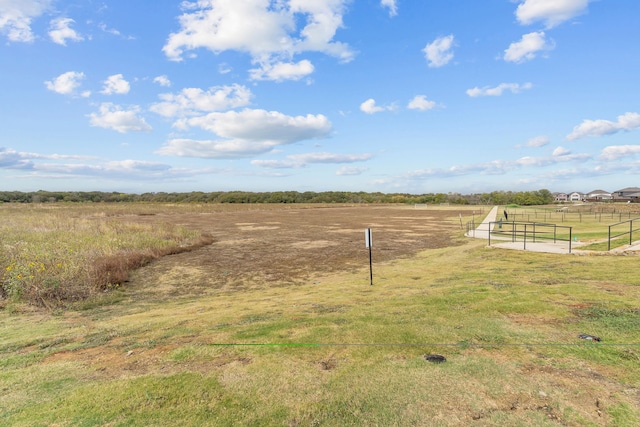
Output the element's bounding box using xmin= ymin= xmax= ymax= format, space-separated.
xmin=608 ymin=218 xmax=640 ymax=251
xmin=487 ymin=221 xmax=573 ymax=253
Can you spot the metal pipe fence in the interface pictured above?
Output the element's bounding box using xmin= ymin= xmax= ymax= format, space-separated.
xmin=608 ymin=218 xmax=640 ymax=251
xmin=487 ymin=221 xmax=573 ymax=253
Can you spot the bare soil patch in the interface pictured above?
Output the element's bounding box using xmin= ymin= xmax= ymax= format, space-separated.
xmin=125 ymin=205 xmax=464 ymax=298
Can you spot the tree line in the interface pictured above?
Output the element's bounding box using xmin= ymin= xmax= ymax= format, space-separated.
xmin=0 ymin=189 xmax=555 ymax=206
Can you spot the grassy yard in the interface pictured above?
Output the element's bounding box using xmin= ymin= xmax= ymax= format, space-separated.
xmin=1 ymin=204 xmax=639 ymax=426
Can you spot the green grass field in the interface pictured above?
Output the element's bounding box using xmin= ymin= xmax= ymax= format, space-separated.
xmin=1 ymin=204 xmax=640 ymax=426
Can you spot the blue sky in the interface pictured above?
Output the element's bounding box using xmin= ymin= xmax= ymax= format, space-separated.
xmin=1 ymin=0 xmax=639 ymax=194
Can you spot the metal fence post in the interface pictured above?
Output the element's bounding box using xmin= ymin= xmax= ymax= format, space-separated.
xmin=570 ymin=227 xmax=573 ymax=253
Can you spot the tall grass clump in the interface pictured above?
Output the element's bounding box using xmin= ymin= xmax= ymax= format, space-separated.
xmin=0 ymin=204 xmax=212 ymax=307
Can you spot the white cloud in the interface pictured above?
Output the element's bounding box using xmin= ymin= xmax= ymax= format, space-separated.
xmin=44 ymin=71 xmax=85 ymax=95
xmin=423 ymin=35 xmax=455 ymax=68
xmin=407 ymin=95 xmax=437 ymax=111
xmin=162 ymin=0 xmax=354 ymax=81
xmin=523 ymin=136 xmax=550 ymax=147
xmin=101 ymin=74 xmax=131 ymax=95
xmin=249 ymin=59 xmax=314 ymax=82
xmin=150 ymin=84 xmax=253 ymax=118
xmin=289 ymin=152 xmax=373 ymax=164
xmin=381 ymin=0 xmax=397 ymax=17
xmin=504 ymin=31 xmax=553 ymax=63
xmin=516 ymin=0 xmax=591 ymax=28
xmin=88 ymin=103 xmax=152 ymax=133
xmin=0 ymin=147 xmax=222 ymax=181
xmin=250 ymin=159 xmax=299 ymax=169
xmin=0 ymin=0 xmax=51 ymax=42
xmin=153 ymin=75 xmax=171 ymax=87
xmin=466 ymin=82 xmax=533 ymax=97
xmin=0 ymin=147 xmax=33 ymax=169
xmin=566 ymin=112 xmax=640 ymax=141
xmin=552 ymin=146 xmax=571 ymax=156
xmin=186 ymin=109 xmax=331 ymax=141
xmin=48 ymin=17 xmax=83 ymax=45
xmin=600 ymin=145 xmax=640 ymax=161
xmin=402 ymin=149 xmax=591 ymax=181
xmin=98 ymin=23 xmax=121 ymax=37
xmin=337 ymin=166 xmax=368 ymax=176
xmin=360 ymin=98 xmax=396 ymax=114
xmin=218 ymin=63 xmax=232 ymax=74
xmin=157 ymin=109 xmax=332 ymax=159
xmin=0 ymin=146 xmax=97 ymax=170
xmin=156 ymin=138 xmax=271 ymax=159
xmin=252 ymin=152 xmax=373 ymax=169
xmin=360 ymin=99 xmax=384 ymax=114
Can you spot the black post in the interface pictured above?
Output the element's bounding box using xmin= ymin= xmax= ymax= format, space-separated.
xmin=569 ymin=227 xmax=572 ymax=253
xmin=366 ymin=228 xmax=373 ymax=286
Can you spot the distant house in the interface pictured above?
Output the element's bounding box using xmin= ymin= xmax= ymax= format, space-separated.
xmin=613 ymin=187 xmax=640 ymax=202
xmin=586 ymin=190 xmax=612 ymax=201
xmin=553 ymin=192 xmax=568 ymax=202
xmin=569 ymin=192 xmax=585 ymax=202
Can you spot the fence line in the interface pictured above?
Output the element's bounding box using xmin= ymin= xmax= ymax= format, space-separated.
xmin=487 ymin=221 xmax=573 ymax=253
xmin=608 ymin=218 xmax=640 ymax=251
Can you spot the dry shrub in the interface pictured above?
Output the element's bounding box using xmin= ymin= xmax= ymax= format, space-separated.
xmin=90 ymin=234 xmax=214 ymax=291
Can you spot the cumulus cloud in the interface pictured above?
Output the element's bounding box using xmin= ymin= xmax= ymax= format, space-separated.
xmin=157 ymin=109 xmax=332 ymax=159
xmin=600 ymin=145 xmax=640 ymax=161
xmin=516 ymin=0 xmax=591 ymax=28
xmin=153 ymin=75 xmax=171 ymax=87
xmin=360 ymin=98 xmax=396 ymax=114
xmin=162 ymin=0 xmax=354 ymax=81
xmin=88 ymin=103 xmax=152 ymax=133
xmin=252 ymin=152 xmax=373 ymax=169
xmin=44 ymin=71 xmax=86 ymax=95
xmin=407 ymin=95 xmax=437 ymax=111
xmin=101 ymin=74 xmax=131 ymax=95
xmin=423 ymin=35 xmax=455 ymax=68
xmin=566 ymin=112 xmax=640 ymax=141
xmin=48 ymin=17 xmax=83 ymax=45
xmin=466 ymin=82 xmax=533 ymax=97
xmin=0 ymin=0 xmax=51 ymax=42
xmin=249 ymin=59 xmax=314 ymax=82
xmin=150 ymin=84 xmax=253 ymax=118
xmin=381 ymin=0 xmax=397 ymax=17
xmin=504 ymin=31 xmax=553 ymax=63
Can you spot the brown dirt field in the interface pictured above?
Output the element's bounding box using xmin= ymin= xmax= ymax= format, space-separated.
xmin=124 ymin=205 xmax=468 ymax=298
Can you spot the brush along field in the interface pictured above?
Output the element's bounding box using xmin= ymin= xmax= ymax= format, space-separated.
xmin=1 ymin=204 xmax=640 ymax=426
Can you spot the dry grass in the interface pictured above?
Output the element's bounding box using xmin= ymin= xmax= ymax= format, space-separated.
xmin=2 ymin=203 xmax=640 ymax=426
xmin=0 ymin=204 xmax=212 ymax=307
